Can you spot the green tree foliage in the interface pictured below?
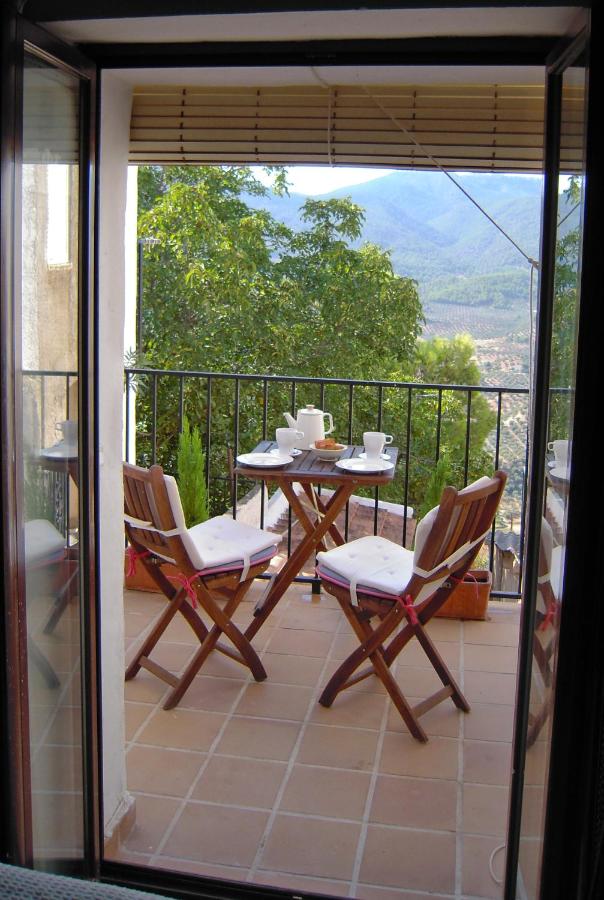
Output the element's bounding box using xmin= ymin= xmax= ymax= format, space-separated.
xmin=549 ymin=175 xmax=582 ymax=440
xmin=133 ymin=166 xmax=497 ymax=514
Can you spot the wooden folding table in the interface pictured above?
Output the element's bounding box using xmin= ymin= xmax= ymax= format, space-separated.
xmin=234 ymin=441 xmax=398 ymax=639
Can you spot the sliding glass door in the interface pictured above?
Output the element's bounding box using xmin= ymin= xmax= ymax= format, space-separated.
xmin=1 ymin=16 xmax=98 ymax=873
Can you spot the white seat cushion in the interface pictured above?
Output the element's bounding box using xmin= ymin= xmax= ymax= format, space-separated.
xmin=159 ymin=474 xmax=279 ymax=573
xmin=24 ymin=519 xmax=65 ymax=567
xmin=317 ymin=536 xmax=414 ymax=599
xmin=184 ymin=515 xmax=279 ymax=572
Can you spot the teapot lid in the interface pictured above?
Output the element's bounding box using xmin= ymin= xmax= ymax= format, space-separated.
xmin=302 ymin=404 xmax=322 ymax=415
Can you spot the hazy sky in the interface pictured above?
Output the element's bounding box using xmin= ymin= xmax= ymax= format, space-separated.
xmin=253 ymin=165 xmax=397 ymax=196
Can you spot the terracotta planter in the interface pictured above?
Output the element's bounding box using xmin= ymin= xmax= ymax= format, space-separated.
xmin=435 ymin=569 xmax=492 ymax=620
xmin=124 ymin=552 xmax=178 ymax=593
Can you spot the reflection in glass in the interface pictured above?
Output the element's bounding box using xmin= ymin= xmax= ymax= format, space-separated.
xmin=517 ymin=65 xmax=586 ymax=898
xmin=21 ymin=51 xmax=84 ymax=865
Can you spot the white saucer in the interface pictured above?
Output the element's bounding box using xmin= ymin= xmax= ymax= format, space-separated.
xmin=335 ymin=457 xmax=394 ymax=474
xmin=358 ymin=452 xmax=390 ymax=461
xmin=237 ymin=452 xmax=293 ymax=468
xmin=270 ymin=447 xmax=302 ymax=457
xmin=41 ymin=441 xmax=78 ymax=459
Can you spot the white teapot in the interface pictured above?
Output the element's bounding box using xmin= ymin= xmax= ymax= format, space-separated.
xmin=283 ymin=405 xmax=334 ymax=450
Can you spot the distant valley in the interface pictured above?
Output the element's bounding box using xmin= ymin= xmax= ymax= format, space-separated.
xmin=247 ymin=170 xmax=548 ymax=387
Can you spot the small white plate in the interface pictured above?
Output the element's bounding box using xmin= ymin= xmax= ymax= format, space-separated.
xmin=549 ymin=466 xmax=569 ymax=480
xmin=41 ymin=442 xmax=78 ymax=459
xmin=269 ymin=447 xmax=302 ymax=457
xmin=358 ymin=452 xmax=390 ymax=461
xmin=237 ymin=452 xmax=293 ymax=468
xmin=335 ymin=457 xmax=394 ymax=474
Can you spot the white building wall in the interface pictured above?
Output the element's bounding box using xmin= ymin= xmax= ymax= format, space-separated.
xmin=98 ymin=71 xmax=134 ymax=836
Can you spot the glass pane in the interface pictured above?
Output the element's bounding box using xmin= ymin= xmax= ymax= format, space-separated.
xmin=516 ymin=64 xmax=586 ymax=897
xmin=21 ymin=50 xmax=84 ymax=866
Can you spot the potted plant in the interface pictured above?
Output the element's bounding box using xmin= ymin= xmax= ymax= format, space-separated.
xmin=418 ymin=456 xmax=491 ymax=620
xmin=124 ymin=418 xmax=209 ymax=591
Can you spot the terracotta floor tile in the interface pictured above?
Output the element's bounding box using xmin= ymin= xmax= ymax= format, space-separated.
xmin=163 ymin=802 xmax=268 ymax=867
xmin=356 ymin=887 xmax=453 ymax=900
xmin=464 ymin=643 xmax=518 ymax=674
xmin=122 ymin=794 xmax=181 ymax=855
xmin=462 ymin=834 xmax=506 ymax=899
xmin=517 ymin=836 xmax=543 ymax=898
xmin=280 ymin=764 xmax=371 ymax=819
xmin=370 ymin=775 xmax=457 ymax=831
xmin=266 ymin=627 xmax=333 ymax=658
xmin=386 ymin=696 xmax=462 ymax=738
xmin=464 ymin=702 xmax=515 ymax=742
xmin=518 ymin=784 xmax=547 ymax=839
xmin=216 ymin=716 xmax=301 ymax=761
xmin=322 ymin=659 xmax=386 ymax=695
xmin=126 ymin=745 xmax=205 ymax=797
xmin=523 ymin=739 xmax=549 ymax=786
xmin=463 ymin=740 xmax=512 ymax=786
xmin=298 ymin=724 xmax=379 ymax=772
xmin=125 ymin=702 xmax=154 ymax=741
xmin=360 ymin=825 xmax=456 ymax=894
xmin=380 ymin=733 xmax=459 ymax=780
xmin=106 ymin=847 xmax=152 ymax=866
xmin=195 ymin=653 xmax=253 ymax=680
xmin=462 ymin=783 xmax=509 ymax=836
xmin=425 ymin=619 xmax=462 ymax=642
xmin=124 ymin=670 xmax=169 ymax=705
xmin=137 ymin=708 xmax=226 ymax=752
xmin=463 ymin=620 xmax=519 ymax=647
xmin=254 ymin=870 xmax=348 ymax=896
xmin=310 ymin=690 xmax=387 ymax=730
xmin=331 ymin=632 xmax=364 ymax=660
xmin=235 ymin=682 xmax=314 ymax=721
xmin=395 ymin=666 xmax=460 ymax=700
xmin=262 ymin=652 xmax=325 ymax=687
xmin=279 ymin=602 xmax=342 ymax=633
xmin=463 ymin=671 xmax=517 ymax=706
xmin=162 ymin=615 xmax=205 ymax=643
xmin=136 ymin=641 xmax=194 ymax=675
xmin=396 ymin=639 xmax=460 ymax=670
xmin=260 ymin=814 xmax=361 ymax=880
xmin=192 ymin=756 xmax=286 ymax=808
xmin=177 ymin=676 xmax=246 ymax=713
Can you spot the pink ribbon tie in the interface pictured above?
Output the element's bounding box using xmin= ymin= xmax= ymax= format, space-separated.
xmin=126 ymin=545 xmax=151 ymax=577
xmin=539 ymin=601 xmax=557 ymax=632
xmin=168 ymin=571 xmax=204 ymax=607
xmin=399 ymin=593 xmax=419 ymax=626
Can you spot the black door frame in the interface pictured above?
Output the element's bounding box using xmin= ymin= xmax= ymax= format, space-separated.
xmin=3 ymin=4 xmax=603 ymax=899
xmin=0 ymin=5 xmax=101 ymax=876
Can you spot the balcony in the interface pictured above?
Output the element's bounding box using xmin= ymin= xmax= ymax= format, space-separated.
xmin=26 ymin=366 xmax=545 ymax=898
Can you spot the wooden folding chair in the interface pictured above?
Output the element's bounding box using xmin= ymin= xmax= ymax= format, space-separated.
xmin=527 ymin=518 xmax=563 ymax=747
xmin=124 ymin=462 xmax=280 ymax=709
xmin=316 ymin=471 xmax=507 ymax=742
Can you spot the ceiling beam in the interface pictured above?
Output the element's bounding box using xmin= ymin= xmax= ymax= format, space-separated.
xmin=80 ymin=36 xmax=557 ymax=68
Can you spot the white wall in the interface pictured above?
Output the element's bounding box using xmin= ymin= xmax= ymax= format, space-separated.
xmin=98 ymin=71 xmax=134 ymax=835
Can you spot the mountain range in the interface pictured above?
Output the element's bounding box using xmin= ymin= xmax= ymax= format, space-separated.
xmin=248 ymin=170 xmax=546 ymax=309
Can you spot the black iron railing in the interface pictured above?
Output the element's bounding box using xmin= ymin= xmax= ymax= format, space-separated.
xmin=125 ymin=366 xmax=530 ymax=599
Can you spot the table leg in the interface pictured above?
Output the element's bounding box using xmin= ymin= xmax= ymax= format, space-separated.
xmin=245 ymin=481 xmax=356 ymax=639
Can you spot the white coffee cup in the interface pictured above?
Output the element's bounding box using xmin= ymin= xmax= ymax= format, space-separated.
xmin=276 ymin=427 xmax=303 ymax=455
xmin=363 ymin=431 xmax=393 ymax=460
xmin=548 ymin=439 xmax=569 ymax=468
xmin=57 ymin=419 xmax=77 ymax=446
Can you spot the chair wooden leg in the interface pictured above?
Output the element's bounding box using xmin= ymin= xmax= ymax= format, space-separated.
xmin=125 ymin=587 xmax=193 ymax=681
xmin=163 ymin=579 xmax=266 ymax=710
xmin=319 ymin=597 xmax=428 ymax=742
xmin=412 ymin=623 xmax=470 ymax=712
xmin=319 ymin=599 xmax=404 ymax=706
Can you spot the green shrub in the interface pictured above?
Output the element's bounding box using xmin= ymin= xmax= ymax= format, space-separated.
xmin=417 ymin=455 xmax=452 ymax=521
xmin=177 ymin=418 xmax=209 ymax=527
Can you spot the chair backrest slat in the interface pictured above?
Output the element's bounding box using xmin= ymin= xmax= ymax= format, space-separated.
xmin=123 ymin=462 xmax=190 ymax=568
xmin=415 ymin=472 xmax=506 ymax=583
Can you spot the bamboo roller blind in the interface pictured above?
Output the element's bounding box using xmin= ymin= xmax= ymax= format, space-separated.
xmin=129 ymin=83 xmax=584 ymax=173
